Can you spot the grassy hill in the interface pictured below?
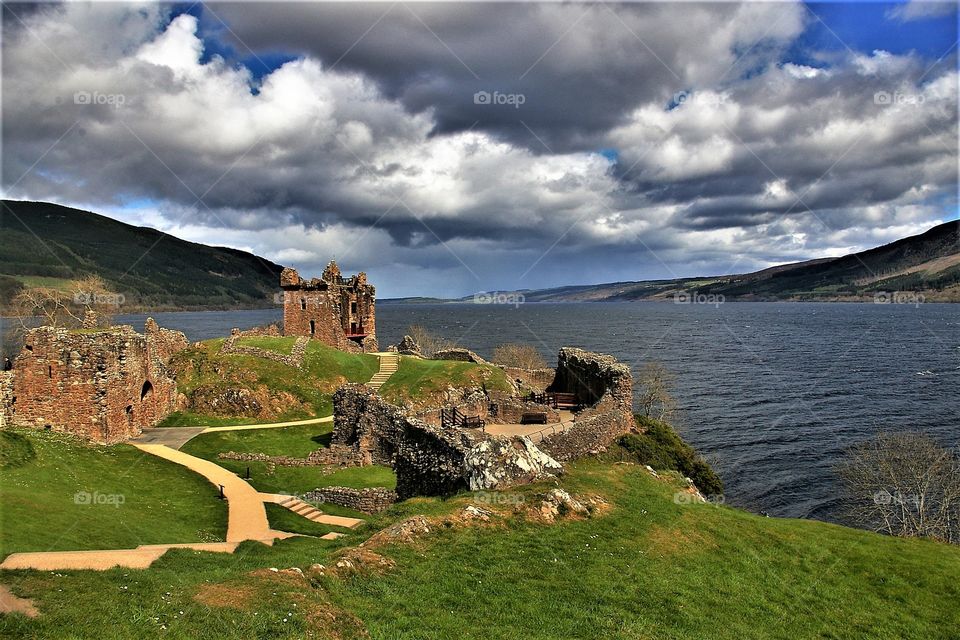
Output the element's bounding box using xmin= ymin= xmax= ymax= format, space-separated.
xmin=1 ymin=454 xmax=957 ymax=638
xmin=384 ymin=220 xmax=960 ymax=303
xmin=0 ymin=200 xmax=283 ymax=310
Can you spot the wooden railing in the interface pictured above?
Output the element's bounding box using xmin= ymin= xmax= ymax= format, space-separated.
xmin=441 ymin=407 xmax=485 ymax=430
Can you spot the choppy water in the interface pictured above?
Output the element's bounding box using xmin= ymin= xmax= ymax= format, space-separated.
xmin=3 ymin=302 xmax=958 ymax=523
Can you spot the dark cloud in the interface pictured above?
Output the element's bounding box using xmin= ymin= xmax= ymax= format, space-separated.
xmin=0 ymin=2 xmax=956 ymax=297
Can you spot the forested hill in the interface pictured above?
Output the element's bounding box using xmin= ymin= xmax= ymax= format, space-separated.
xmin=0 ymin=200 xmax=283 ymax=310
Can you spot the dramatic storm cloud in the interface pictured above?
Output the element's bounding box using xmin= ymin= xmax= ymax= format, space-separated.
xmin=2 ymin=1 xmax=957 ymax=296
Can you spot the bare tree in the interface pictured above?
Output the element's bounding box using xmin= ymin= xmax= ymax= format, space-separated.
xmin=406 ymin=324 xmax=456 ymax=358
xmin=491 ymin=343 xmax=548 ymax=369
xmin=10 ymin=275 xmax=118 ymax=331
xmin=838 ymin=432 xmax=960 ymax=544
xmin=637 ymin=362 xmax=676 ymax=420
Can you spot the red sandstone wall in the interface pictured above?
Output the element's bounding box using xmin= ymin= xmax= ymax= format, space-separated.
xmin=7 ymin=322 xmax=186 ymax=444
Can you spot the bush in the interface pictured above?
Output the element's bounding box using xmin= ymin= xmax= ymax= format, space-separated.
xmin=616 ymin=416 xmax=723 ymax=496
xmin=491 ymin=343 xmax=548 ymax=369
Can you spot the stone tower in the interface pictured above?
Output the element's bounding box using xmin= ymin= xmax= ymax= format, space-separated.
xmin=279 ymin=261 xmax=378 ymax=353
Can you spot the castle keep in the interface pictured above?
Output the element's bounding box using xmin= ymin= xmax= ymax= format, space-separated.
xmin=280 ymin=261 xmax=378 ymax=353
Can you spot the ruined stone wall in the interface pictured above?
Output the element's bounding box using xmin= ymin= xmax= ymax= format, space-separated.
xmin=539 ymin=392 xmax=634 ymax=462
xmin=547 ymin=347 xmax=632 ymax=407
xmin=0 ymin=371 xmax=13 ymax=428
xmin=539 ymin=347 xmax=634 ymax=462
xmin=432 ymin=348 xmax=488 ymax=364
xmin=500 ymin=366 xmax=556 ymax=393
xmin=493 ymin=396 xmax=560 ymax=425
xmin=302 ymin=486 xmax=397 ymax=514
xmin=220 ymin=331 xmax=309 ymax=368
xmin=218 ymin=444 xmax=366 ymax=469
xmin=280 ymin=262 xmax=377 ymax=353
xmin=6 ymin=320 xmax=188 ymax=444
xmin=333 ymin=385 xmax=562 ymax=499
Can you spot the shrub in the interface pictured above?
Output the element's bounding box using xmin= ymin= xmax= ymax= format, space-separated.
xmin=616 ymin=416 xmax=723 ymax=496
xmin=491 ymin=343 xmax=548 ymax=369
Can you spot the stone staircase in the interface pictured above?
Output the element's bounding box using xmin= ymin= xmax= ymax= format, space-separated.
xmin=265 ymin=494 xmax=365 ymax=531
xmin=366 ymin=353 xmax=400 ymax=391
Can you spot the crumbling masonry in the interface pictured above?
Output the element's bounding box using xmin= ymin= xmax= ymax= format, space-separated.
xmin=2 ymin=319 xmax=187 ymax=444
xmin=280 ymin=261 xmax=378 ymax=353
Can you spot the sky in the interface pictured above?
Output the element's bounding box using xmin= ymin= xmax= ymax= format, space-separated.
xmin=2 ymin=1 xmax=958 ymax=298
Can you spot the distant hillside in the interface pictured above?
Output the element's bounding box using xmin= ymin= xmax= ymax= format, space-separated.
xmin=385 ymin=220 xmax=960 ymax=304
xmin=0 ymin=200 xmax=283 ymax=310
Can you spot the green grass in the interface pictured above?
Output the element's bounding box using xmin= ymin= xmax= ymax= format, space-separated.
xmin=235 ymin=336 xmax=295 ymax=354
xmin=181 ymin=423 xmax=334 ymax=459
xmin=158 ymin=339 xmax=379 ymax=426
xmin=264 ymin=503 xmax=363 ymax=538
xmin=2 ymin=460 xmax=959 ymax=638
xmin=378 ymin=356 xmax=513 ymax=406
xmin=179 ymin=422 xmax=396 ymax=495
xmin=0 ymin=429 xmax=227 ymax=559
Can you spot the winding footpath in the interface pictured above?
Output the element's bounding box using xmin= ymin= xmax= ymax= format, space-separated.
xmin=0 ymin=353 xmax=402 ymax=572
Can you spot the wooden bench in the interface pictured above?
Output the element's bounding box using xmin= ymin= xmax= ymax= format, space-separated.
xmin=462 ymin=415 xmax=485 ymax=429
xmin=520 ymin=412 xmax=548 ymax=425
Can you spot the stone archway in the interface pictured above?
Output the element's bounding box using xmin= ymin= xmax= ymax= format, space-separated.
xmin=140 ymin=380 xmax=154 ymax=402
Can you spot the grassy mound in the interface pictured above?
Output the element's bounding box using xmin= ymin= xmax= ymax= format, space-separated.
xmin=378 ymin=356 xmax=514 ymax=408
xmin=160 ymin=338 xmax=379 ymax=426
xmin=0 ymin=429 xmax=227 ymax=558
xmin=2 ymin=461 xmax=958 ymax=638
xmin=608 ymin=415 xmax=724 ymax=496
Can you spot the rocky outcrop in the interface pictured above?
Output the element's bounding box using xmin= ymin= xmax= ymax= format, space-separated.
xmin=432 ymin=348 xmax=488 ymax=364
xmin=332 ymin=385 xmax=562 ymax=499
xmin=396 ymin=335 xmax=422 ymax=356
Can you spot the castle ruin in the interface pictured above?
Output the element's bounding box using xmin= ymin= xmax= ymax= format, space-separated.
xmin=1 ymin=319 xmax=188 ymax=444
xmin=280 ymin=261 xmax=378 ymax=353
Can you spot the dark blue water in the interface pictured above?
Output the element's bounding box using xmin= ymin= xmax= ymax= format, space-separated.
xmin=4 ymin=302 xmax=958 ymax=522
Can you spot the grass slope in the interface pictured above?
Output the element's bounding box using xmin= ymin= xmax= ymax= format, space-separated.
xmin=378 ymin=356 xmax=513 ymax=407
xmin=0 ymin=430 xmax=227 ymax=559
xmin=2 ymin=461 xmax=957 ymax=639
xmin=0 ymin=199 xmax=282 ymax=310
xmin=160 ymin=338 xmax=379 ymax=426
